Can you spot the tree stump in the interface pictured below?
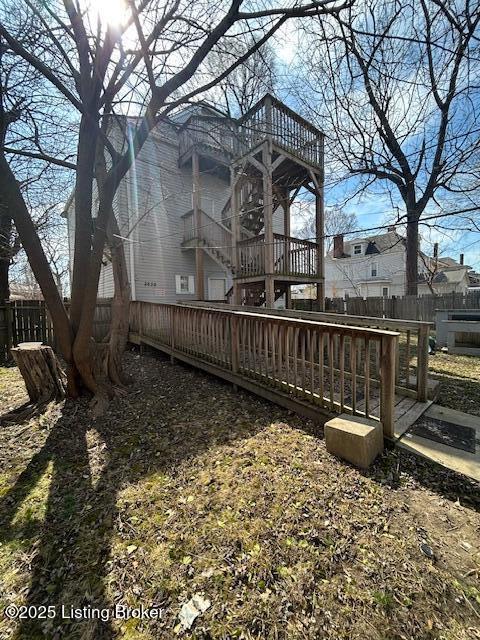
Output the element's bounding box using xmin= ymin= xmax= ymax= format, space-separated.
xmin=11 ymin=343 xmax=67 ymax=403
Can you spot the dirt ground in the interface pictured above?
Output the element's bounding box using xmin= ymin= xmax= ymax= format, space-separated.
xmin=0 ymin=349 xmax=479 ymax=640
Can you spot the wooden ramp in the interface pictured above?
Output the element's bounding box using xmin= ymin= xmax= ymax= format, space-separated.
xmin=130 ymin=330 xmax=432 ymax=442
xmin=357 ymin=395 xmax=433 ymax=440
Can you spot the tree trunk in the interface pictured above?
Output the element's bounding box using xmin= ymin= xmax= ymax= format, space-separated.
xmin=94 ymin=145 xmax=131 ymax=387
xmin=0 ymin=151 xmax=77 ymax=394
xmin=69 ymin=115 xmax=99 ymax=335
xmin=0 ymin=258 xmax=9 ymax=303
xmin=405 ymin=211 xmax=420 ymax=296
xmin=11 ymin=343 xmax=66 ymax=403
xmin=106 ymin=214 xmax=131 ymax=386
xmin=0 ymin=211 xmax=12 ymax=302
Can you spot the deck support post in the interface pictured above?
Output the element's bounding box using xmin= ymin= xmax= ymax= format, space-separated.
xmin=283 ymin=189 xmax=292 ymax=308
xmin=380 ymin=334 xmax=397 ymax=438
xmin=310 ymin=169 xmax=325 ymax=311
xmin=285 ymin=285 xmax=291 ymax=309
xmin=265 ymin=276 xmax=275 ymax=308
xmin=192 ymin=151 xmax=205 ymax=301
xmin=231 ymin=166 xmax=241 ymax=305
xmin=262 ymin=137 xmax=274 ymax=308
xmin=417 ymin=325 xmax=429 ymax=402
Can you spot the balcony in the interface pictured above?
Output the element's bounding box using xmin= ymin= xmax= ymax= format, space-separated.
xmin=178 ymin=115 xmax=236 ymax=168
xmin=177 ymin=94 xmax=324 ymax=172
xmin=237 ymin=234 xmax=320 ymax=281
xmin=236 ymin=94 xmax=324 ymax=170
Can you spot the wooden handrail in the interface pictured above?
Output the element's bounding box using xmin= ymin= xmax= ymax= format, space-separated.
xmin=236 ymin=234 xmax=320 ymax=278
xmin=238 ymin=93 xmax=324 ymax=138
xmin=129 ymin=301 xmax=399 ymax=438
xmin=178 ymin=96 xmax=324 ymax=170
xmin=178 ymin=115 xmax=237 ymax=160
xmin=186 ymin=301 xmax=430 ymax=402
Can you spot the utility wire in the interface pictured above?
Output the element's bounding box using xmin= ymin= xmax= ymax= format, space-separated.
xmin=112 ymin=206 xmax=480 ymax=250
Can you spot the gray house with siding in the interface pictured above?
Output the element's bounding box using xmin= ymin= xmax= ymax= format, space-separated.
xmin=66 ymin=104 xmax=235 ymax=304
xmin=66 ymin=94 xmax=326 ymax=308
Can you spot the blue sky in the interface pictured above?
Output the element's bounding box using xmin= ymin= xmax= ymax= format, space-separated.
xmin=271 ymin=18 xmax=480 ymax=271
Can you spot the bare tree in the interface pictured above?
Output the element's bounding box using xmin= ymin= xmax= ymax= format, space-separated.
xmin=298 ymin=204 xmax=357 ymax=251
xmin=0 ymin=0 xmax=349 ymax=403
xmin=206 ymin=36 xmax=277 ymax=116
xmin=297 ymin=0 xmax=480 ymax=295
xmin=0 ymin=10 xmax=74 ymax=303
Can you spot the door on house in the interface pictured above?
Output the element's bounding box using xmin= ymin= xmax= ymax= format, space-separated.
xmin=208 ymin=278 xmax=226 ymax=301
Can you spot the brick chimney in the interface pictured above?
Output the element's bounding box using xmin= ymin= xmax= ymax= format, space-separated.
xmin=460 ymin=253 xmax=464 ymax=265
xmin=333 ymin=234 xmax=344 ymax=258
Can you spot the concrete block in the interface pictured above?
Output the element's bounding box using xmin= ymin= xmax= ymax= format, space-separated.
xmin=324 ymin=414 xmax=384 ymax=469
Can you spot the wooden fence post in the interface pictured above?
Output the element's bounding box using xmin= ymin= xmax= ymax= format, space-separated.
xmin=380 ymin=334 xmax=396 ymax=439
xmin=231 ymin=314 xmax=239 ymax=374
xmin=416 ymin=324 xmax=429 ymax=402
xmin=170 ymin=305 xmax=176 ymax=364
xmin=6 ymin=301 xmax=13 ymax=359
xmin=230 ymin=314 xmax=239 ymax=391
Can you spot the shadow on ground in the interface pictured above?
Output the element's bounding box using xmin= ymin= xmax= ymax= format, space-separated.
xmin=0 ymin=348 xmax=479 ymax=639
xmin=0 ymin=349 xmax=284 ymax=638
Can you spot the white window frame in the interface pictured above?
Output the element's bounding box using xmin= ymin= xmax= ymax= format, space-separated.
xmin=353 ymin=244 xmax=362 ymax=255
xmin=175 ymin=275 xmax=195 ymax=294
xmin=371 ymin=262 xmax=378 ymax=277
xmin=382 ymin=287 xmax=389 ymax=297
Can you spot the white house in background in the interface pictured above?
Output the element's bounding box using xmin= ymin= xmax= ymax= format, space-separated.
xmin=324 ymin=229 xmax=471 ymax=299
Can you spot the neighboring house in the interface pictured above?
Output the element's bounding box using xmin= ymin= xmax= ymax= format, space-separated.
xmin=324 ymin=230 xmax=470 ymax=298
xmin=65 ymin=94 xmax=325 ymax=308
xmin=468 ymin=269 xmax=480 ymax=288
xmin=9 ymin=283 xmax=43 ymax=300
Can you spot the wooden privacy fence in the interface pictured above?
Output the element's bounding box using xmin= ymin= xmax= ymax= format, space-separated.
xmin=298 ymin=291 xmax=480 ymax=323
xmin=129 ymin=302 xmax=399 ymax=437
xmin=0 ymin=300 xmax=112 ymax=363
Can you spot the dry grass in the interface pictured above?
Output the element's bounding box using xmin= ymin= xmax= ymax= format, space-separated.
xmin=0 ymin=366 xmax=28 ymax=414
xmin=0 ymin=350 xmax=479 ymax=640
xmin=429 ymin=352 xmax=480 ymax=416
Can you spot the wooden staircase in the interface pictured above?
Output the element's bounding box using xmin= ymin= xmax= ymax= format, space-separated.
xmin=182 ymin=208 xmax=253 ymax=272
xmin=221 ymin=181 xmax=283 ymax=236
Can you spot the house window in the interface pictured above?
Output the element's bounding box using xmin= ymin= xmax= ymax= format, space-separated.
xmin=371 ymin=263 xmax=378 ymax=277
xmin=354 ymin=244 xmax=362 ymax=255
xmin=175 ymin=275 xmax=195 ymax=294
xmin=382 ymin=287 xmax=389 ymax=297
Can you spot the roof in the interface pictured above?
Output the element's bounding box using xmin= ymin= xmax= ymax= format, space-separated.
xmin=438 ymin=256 xmax=458 ymax=266
xmin=347 ymin=231 xmax=405 ymax=255
xmin=432 ymin=268 xmax=468 ymax=284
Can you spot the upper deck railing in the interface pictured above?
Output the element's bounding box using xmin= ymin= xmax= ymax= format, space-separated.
xmin=177 ymin=95 xmax=324 ymax=170
xmin=178 ymin=115 xmax=236 ymax=165
xmin=236 ymin=94 xmax=324 ymax=169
